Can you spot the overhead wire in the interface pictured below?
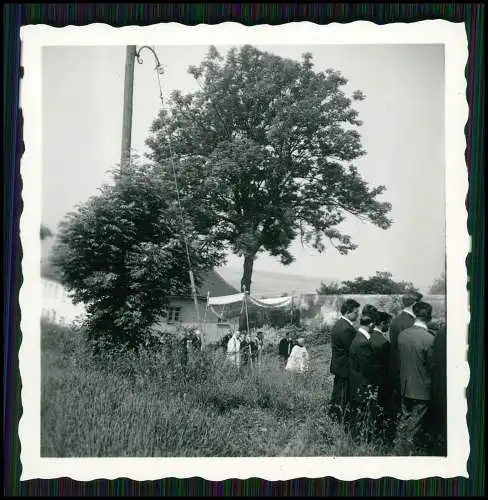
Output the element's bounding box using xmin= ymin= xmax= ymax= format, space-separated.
xmin=151 ymin=52 xmax=202 ymax=338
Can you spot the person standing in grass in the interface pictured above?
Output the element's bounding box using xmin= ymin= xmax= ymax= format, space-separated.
xmin=240 ymin=333 xmax=254 ymax=368
xmin=348 ymin=306 xmax=377 ymax=440
xmin=221 ymin=331 xmax=232 ymax=355
xmin=278 ymin=331 xmax=294 ymax=367
xmin=254 ymin=331 xmax=264 ymax=367
xmin=285 ymin=337 xmax=310 ymax=373
xmin=370 ymin=311 xmax=394 ymax=439
xmin=389 ymin=290 xmax=423 ymax=428
xmin=394 ymin=301 xmax=435 ymax=454
xmin=181 ymin=328 xmax=201 ymax=365
xmin=430 ymin=323 xmax=447 ymax=455
xmin=226 ymin=330 xmax=242 ymax=367
xmin=328 ymin=298 xmax=361 ymax=423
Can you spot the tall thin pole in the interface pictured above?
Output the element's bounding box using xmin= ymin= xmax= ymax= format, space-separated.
xmin=189 ymin=269 xmax=201 ymax=328
xmin=121 ymin=45 xmax=137 ymax=172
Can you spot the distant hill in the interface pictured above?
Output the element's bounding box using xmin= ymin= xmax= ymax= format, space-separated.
xmin=41 ymin=240 xmax=334 ymax=297
xmin=215 ymin=266 xmax=335 ymax=298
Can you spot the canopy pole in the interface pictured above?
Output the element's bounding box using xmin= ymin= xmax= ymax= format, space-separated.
xmin=189 ymin=270 xmax=202 ymax=345
xmin=243 ymin=285 xmax=250 ymax=336
xmin=201 ymin=291 xmax=210 ymax=350
xmin=243 ymin=285 xmax=252 ymax=369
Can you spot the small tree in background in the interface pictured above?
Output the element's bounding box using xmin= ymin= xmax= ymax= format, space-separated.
xmin=40 ymin=224 xmax=53 ymax=241
xmin=51 ymin=161 xmax=225 ymax=348
xmin=317 ymin=271 xmax=419 ymax=295
xmin=429 ymin=272 xmax=446 ymax=294
xmin=316 ymin=281 xmax=344 ymax=294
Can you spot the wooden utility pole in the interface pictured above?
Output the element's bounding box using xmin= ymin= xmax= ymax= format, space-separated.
xmin=120 ymin=45 xmax=137 ymax=172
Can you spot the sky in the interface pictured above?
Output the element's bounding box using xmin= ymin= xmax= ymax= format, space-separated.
xmin=42 ymin=44 xmax=445 ymax=292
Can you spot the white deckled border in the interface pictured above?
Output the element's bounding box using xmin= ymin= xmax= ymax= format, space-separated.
xmin=19 ymin=20 xmax=469 ymax=481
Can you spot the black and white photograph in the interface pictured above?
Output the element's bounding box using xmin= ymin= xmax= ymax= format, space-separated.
xmin=19 ymin=22 xmax=469 ymax=481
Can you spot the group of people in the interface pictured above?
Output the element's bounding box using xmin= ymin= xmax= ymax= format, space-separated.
xmin=279 ymin=332 xmax=310 ymax=373
xmin=223 ymin=330 xmax=265 ymax=368
xmin=328 ymin=291 xmax=447 ymax=454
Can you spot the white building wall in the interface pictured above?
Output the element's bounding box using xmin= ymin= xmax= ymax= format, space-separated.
xmin=153 ymin=298 xmax=238 ymax=344
xmin=41 ymin=278 xmax=86 ymax=326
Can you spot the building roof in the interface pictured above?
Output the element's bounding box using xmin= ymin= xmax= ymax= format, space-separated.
xmin=195 ymin=269 xmax=240 ymax=299
xmin=41 ymin=260 xmax=238 ymax=299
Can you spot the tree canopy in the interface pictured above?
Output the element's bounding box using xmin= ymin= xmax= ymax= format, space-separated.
xmin=51 ymin=161 xmax=224 ymax=347
xmin=146 ymin=45 xmax=392 ymax=293
xmin=317 ymin=271 xmax=418 ymax=295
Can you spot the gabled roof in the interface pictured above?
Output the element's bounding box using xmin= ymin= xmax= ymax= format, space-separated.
xmin=196 ymin=269 xmax=240 ymax=299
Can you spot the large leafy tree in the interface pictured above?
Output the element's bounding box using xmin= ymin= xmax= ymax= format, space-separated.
xmin=51 ymin=161 xmax=225 ymax=347
xmin=146 ymin=45 xmax=392 ymax=293
xmin=317 ymin=271 xmax=418 ymax=295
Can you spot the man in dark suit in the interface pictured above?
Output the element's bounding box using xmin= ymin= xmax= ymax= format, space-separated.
xmin=349 ymin=306 xmax=377 ymax=440
xmin=395 ymin=301 xmax=435 ymax=454
xmin=389 ymin=291 xmax=423 ymax=425
xmin=370 ymin=311 xmax=393 ymax=439
xmin=328 ymin=298 xmax=361 ymax=422
xmin=278 ymin=331 xmax=294 ymax=367
xmin=430 ymin=323 xmax=447 ymax=455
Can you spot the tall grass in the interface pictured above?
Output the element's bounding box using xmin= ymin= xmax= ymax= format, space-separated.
xmin=41 ymin=321 xmax=393 ymax=457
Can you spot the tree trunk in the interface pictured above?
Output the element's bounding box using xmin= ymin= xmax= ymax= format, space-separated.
xmin=239 ymin=253 xmax=255 ymax=332
xmin=240 ymin=254 xmax=255 ymax=293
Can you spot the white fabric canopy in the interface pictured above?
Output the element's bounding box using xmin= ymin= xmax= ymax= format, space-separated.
xmin=207 ymin=293 xmax=245 ymax=306
xmin=207 ymin=293 xmax=293 ymax=310
xmin=248 ymin=295 xmax=293 ymax=309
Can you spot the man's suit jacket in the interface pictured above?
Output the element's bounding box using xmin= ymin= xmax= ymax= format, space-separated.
xmin=330 ymin=317 xmax=357 ymax=378
xmin=397 ymin=325 xmax=434 ymax=401
xmin=278 ymin=338 xmax=293 ymax=358
xmin=349 ymin=331 xmax=376 ymax=403
xmin=389 ymin=311 xmax=415 ymax=381
xmin=369 ymin=329 xmax=391 ymax=388
xmin=431 ymin=325 xmax=447 ymax=413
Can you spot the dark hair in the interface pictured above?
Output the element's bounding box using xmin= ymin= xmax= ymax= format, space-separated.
xmin=362 ymin=304 xmax=378 ymax=320
xmin=412 ymin=301 xmax=433 ymax=321
xmin=376 ymin=311 xmax=393 ymax=325
xmin=341 ymin=299 xmax=361 ymax=315
xmin=360 ymin=315 xmax=374 ymax=327
xmin=402 ymin=291 xmax=424 ymax=307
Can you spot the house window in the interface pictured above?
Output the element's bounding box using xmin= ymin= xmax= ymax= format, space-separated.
xmin=167 ymin=307 xmax=182 ymax=323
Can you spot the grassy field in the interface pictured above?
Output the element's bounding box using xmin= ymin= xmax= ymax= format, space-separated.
xmin=41 ymin=321 xmax=394 ymax=457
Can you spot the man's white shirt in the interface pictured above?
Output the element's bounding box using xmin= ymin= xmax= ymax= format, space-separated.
xmin=403 ymin=307 xmax=416 ymax=318
xmin=340 ymin=315 xmax=354 ymax=327
xmin=413 ymin=319 xmax=428 ymax=330
xmin=358 ymin=326 xmax=371 ymax=340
